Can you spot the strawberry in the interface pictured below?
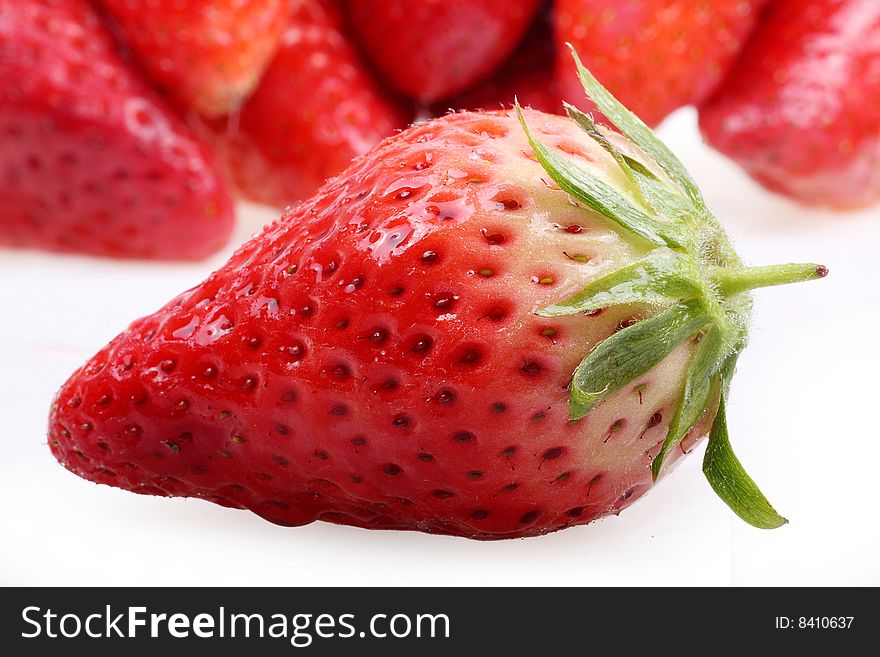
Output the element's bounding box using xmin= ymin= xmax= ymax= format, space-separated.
xmin=699 ymin=0 xmax=880 ymax=209
xmin=343 ymin=0 xmax=541 ymax=103
xmin=0 ymin=0 xmax=234 ymax=260
xmin=439 ymin=6 xmax=561 ymax=115
xmin=97 ymin=0 xmax=289 ymax=118
xmin=48 ymin=51 xmax=824 ymax=538
xmin=210 ymin=0 xmax=406 ymax=208
xmin=555 ymin=0 xmax=768 ymax=126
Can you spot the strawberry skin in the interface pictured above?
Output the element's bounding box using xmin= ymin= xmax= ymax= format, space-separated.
xmin=343 ymin=0 xmax=541 ymax=103
xmin=555 ymin=0 xmax=768 ymax=126
xmin=49 ymin=109 xmax=698 ymax=537
xmin=98 ymin=0 xmax=289 ymax=118
xmin=0 ymin=0 xmax=234 ymax=260
xmin=212 ymin=0 xmax=406 ymax=208
xmin=699 ymin=0 xmax=880 ymax=209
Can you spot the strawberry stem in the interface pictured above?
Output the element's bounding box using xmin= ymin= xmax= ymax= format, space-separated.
xmin=710 ymin=263 xmax=827 ymax=296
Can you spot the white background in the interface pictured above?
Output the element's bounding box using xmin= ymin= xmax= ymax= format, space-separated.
xmin=1 ymin=108 xmax=877 ymax=586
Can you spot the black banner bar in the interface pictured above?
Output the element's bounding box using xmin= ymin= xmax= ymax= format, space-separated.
xmin=0 ymin=587 xmax=873 ymax=654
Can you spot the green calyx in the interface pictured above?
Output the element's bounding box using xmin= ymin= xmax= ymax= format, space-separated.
xmin=516 ymin=46 xmax=827 ymax=529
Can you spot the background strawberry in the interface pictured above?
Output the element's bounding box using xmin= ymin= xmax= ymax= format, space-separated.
xmin=555 ymin=0 xmax=768 ymax=126
xmin=209 ymin=0 xmax=407 ymax=209
xmin=48 ymin=60 xmax=822 ymax=537
xmin=0 ymin=0 xmax=234 ymax=260
xmin=699 ymin=0 xmax=880 ymax=209
xmin=439 ymin=6 xmax=561 ymax=115
xmin=97 ymin=0 xmax=290 ymax=118
xmin=343 ymin=0 xmax=541 ymax=103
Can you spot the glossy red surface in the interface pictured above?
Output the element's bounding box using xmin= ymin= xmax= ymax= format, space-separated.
xmin=0 ymin=0 xmax=234 ymax=260
xmin=98 ymin=0 xmax=289 ymax=117
xmin=556 ymin=0 xmax=767 ymax=126
xmin=345 ymin=0 xmax=541 ymax=103
xmin=700 ymin=0 xmax=880 ymax=208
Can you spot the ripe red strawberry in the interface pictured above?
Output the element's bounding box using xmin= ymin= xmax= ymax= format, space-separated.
xmin=440 ymin=7 xmax=561 ymax=115
xmin=0 ymin=0 xmax=234 ymax=260
xmin=210 ymin=0 xmax=406 ymax=208
xmin=343 ymin=0 xmax=541 ymax=103
xmin=699 ymin=0 xmax=880 ymax=209
xmin=555 ymin=0 xmax=768 ymax=126
xmin=97 ymin=0 xmax=289 ymax=117
xmin=48 ymin=52 xmax=824 ymax=537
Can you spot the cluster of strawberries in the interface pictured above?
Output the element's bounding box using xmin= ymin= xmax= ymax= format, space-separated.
xmin=1 ymin=0 xmax=878 ymax=262
xmin=0 ymin=0 xmax=880 ymax=259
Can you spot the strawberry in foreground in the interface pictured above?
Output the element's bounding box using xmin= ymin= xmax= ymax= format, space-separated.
xmin=0 ymin=0 xmax=234 ymax=260
xmin=699 ymin=0 xmax=880 ymax=209
xmin=97 ymin=0 xmax=289 ymax=118
xmin=49 ymin=51 xmax=825 ymax=538
xmin=211 ymin=0 xmax=406 ymax=208
xmin=344 ymin=0 xmax=541 ymax=103
xmin=555 ymin=0 xmax=768 ymax=126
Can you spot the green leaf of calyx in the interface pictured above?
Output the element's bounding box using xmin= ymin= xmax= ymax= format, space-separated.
xmin=564 ymin=103 xmax=649 ymax=203
xmin=651 ymin=324 xmax=724 ymax=479
xmin=569 ymin=299 xmax=710 ymax=420
xmin=564 ymin=102 xmax=692 ymax=233
xmin=703 ymin=397 xmax=788 ymax=529
xmin=567 ymin=45 xmax=706 ymax=212
xmin=626 ymin=166 xmax=694 ymax=233
xmin=538 ymin=249 xmax=702 ymax=317
xmin=516 ymin=103 xmax=680 ymax=249
xmin=717 ymin=352 xmax=740 ymax=400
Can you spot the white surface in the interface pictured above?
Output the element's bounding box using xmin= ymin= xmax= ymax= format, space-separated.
xmin=1 ymin=108 xmax=877 ymax=587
